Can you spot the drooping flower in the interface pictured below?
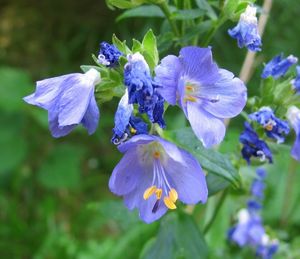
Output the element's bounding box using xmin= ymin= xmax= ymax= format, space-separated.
xmin=286 ymin=106 xmax=300 ymax=160
xmin=261 ymin=54 xmax=298 ymax=79
xmin=124 ymin=52 xmax=165 ymax=128
xmin=228 ymin=208 xmax=265 ymax=247
xmin=98 ymin=42 xmax=123 ymax=67
xmin=291 ymin=66 xmax=300 ymax=93
xmin=256 ymin=234 xmax=279 ymax=259
xmin=228 ymin=5 xmax=262 ymax=52
xmin=240 ymin=122 xmax=273 ymax=164
xmin=249 ymin=107 xmax=290 ymax=143
xmin=23 ymin=68 xmax=101 ymax=137
xmin=111 ymin=90 xmax=148 ymax=144
xmin=109 ymin=134 xmax=208 ymax=223
xmin=155 ymin=46 xmax=247 ymax=147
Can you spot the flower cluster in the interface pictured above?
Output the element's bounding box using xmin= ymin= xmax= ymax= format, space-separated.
xmin=24 ymin=38 xmax=249 ymax=222
xmin=239 ymin=122 xmax=272 ymax=164
xmin=228 ymin=168 xmax=279 ymax=259
xmin=249 ymin=107 xmax=290 ymax=144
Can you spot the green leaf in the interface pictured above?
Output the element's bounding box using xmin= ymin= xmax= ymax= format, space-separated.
xmin=107 ymin=0 xmax=138 ymax=9
xmin=171 ymin=9 xmax=206 ymax=20
xmin=142 ymin=29 xmax=159 ymax=70
xmin=116 ymin=5 xmax=164 ymax=21
xmin=38 ymin=144 xmax=85 ymax=189
xmin=0 ymin=67 xmax=32 ymax=112
xmin=164 ymin=127 xmax=241 ymax=188
xmin=132 ymin=39 xmax=143 ymax=53
xmin=223 ymin=0 xmax=239 ymax=19
xmin=195 ymin=0 xmax=217 ymax=20
xmin=140 ymin=213 xmax=208 ymax=259
xmin=112 ymin=34 xmax=131 ymax=54
xmin=207 ymin=173 xmax=229 ymax=196
xmin=0 ymin=114 xmax=28 ymax=174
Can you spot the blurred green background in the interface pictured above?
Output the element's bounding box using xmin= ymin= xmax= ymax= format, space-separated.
xmin=1 ymin=0 xmax=300 ymax=258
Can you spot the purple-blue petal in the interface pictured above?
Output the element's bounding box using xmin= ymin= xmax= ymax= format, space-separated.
xmin=201 ymin=69 xmax=247 ymax=118
xmin=165 ymin=149 xmax=208 ymax=204
xmin=23 ymin=74 xmax=70 ymax=110
xmin=154 ymin=55 xmax=181 ymax=105
xmin=109 ymin=148 xmax=143 ymax=196
xmin=58 ymin=75 xmax=95 ymax=126
xmin=179 ymin=47 xmax=220 ymax=85
xmin=81 ymin=94 xmax=100 ymax=135
xmin=187 ymin=102 xmax=226 ymax=147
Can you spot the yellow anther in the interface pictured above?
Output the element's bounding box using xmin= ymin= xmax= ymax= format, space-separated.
xmin=184 ymin=95 xmax=197 ymax=102
xmin=163 ymin=196 xmax=177 ymax=210
xmin=169 ymin=188 xmax=178 ymax=203
xmin=155 ymin=189 xmax=162 ymax=199
xmin=265 ymin=124 xmax=273 ymax=131
xmin=153 ymin=151 xmax=160 ymax=159
xmin=185 ymin=85 xmax=194 ymax=91
xmin=130 ymin=127 xmax=137 ymax=134
xmin=143 ymin=186 xmax=157 ymax=200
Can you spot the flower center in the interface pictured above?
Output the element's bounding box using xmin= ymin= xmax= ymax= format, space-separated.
xmin=183 ymin=82 xmax=220 ymax=103
xmin=264 ymin=119 xmax=276 ymax=131
xmin=142 ymin=146 xmax=178 ymax=213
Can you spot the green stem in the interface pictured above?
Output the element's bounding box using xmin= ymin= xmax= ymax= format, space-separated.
xmin=203 ymin=189 xmax=228 ymax=235
xmin=158 ymin=2 xmax=180 ymax=37
xmin=201 ymin=17 xmax=226 ymax=46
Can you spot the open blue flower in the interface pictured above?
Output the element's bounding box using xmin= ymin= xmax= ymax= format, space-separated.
xmin=109 ymin=134 xmax=208 ymax=223
xmin=98 ymin=42 xmax=123 ymax=67
xmin=155 ymin=46 xmax=247 ymax=147
xmin=111 ymin=90 xmax=148 ymax=144
xmin=249 ymin=107 xmax=290 ymax=143
xmin=228 ymin=5 xmax=262 ymax=51
xmin=291 ymin=66 xmax=300 ymax=93
xmin=261 ymin=54 xmax=298 ymax=79
xmin=24 ymin=68 xmax=100 ymax=137
xmin=124 ymin=53 xmax=165 ymax=128
xmin=240 ymin=122 xmax=273 ymax=164
xmin=228 ymin=208 xmax=265 ymax=247
xmin=287 ymin=106 xmax=300 ymax=160
xmin=256 ymin=234 xmax=279 ymax=259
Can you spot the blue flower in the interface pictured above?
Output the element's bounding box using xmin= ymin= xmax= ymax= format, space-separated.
xmin=228 ymin=5 xmax=262 ymax=52
xmin=249 ymin=107 xmax=290 ymax=143
xmin=111 ymin=90 xmax=148 ymax=145
xmin=256 ymin=168 xmax=267 ymax=179
xmin=261 ymin=54 xmax=298 ymax=79
xmin=24 ymin=68 xmax=100 ymax=137
xmin=240 ymin=122 xmax=273 ymax=164
xmin=287 ymin=106 xmax=300 ymax=160
xmin=228 ymin=208 xmax=265 ymax=247
xmin=247 ymin=200 xmax=262 ymax=212
xmin=109 ymin=134 xmax=208 ymax=223
xmin=155 ymin=46 xmax=247 ymax=147
xmin=98 ymin=42 xmax=123 ymax=67
xmin=251 ymin=180 xmax=265 ymax=199
xmin=291 ymin=66 xmax=300 ymax=93
xmin=124 ymin=52 xmax=165 ymax=128
xmin=256 ymin=234 xmax=279 ymax=259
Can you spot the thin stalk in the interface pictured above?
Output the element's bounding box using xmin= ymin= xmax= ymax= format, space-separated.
xmin=158 ymin=2 xmax=180 ymax=37
xmin=203 ymin=189 xmax=228 ymax=235
xmin=201 ymin=17 xmax=226 ymax=46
